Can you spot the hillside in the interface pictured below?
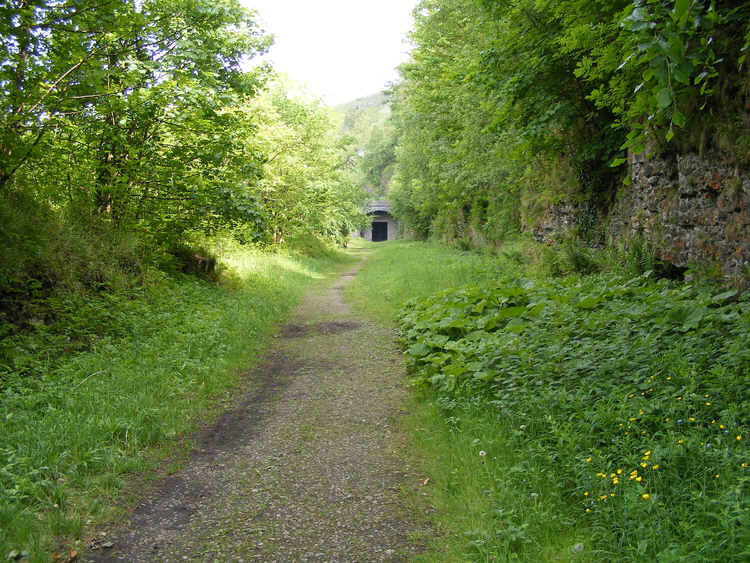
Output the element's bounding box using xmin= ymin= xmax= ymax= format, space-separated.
xmin=333 ymin=92 xmax=396 ymax=197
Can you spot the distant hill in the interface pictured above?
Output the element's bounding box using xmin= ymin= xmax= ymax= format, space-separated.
xmin=332 ymin=92 xmax=396 ymax=198
xmin=333 ymin=92 xmax=391 ymax=138
xmin=335 ymin=91 xmax=389 ymax=114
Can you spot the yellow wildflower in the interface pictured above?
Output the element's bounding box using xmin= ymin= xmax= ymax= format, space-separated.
xmin=642 ymin=493 xmax=650 ymax=500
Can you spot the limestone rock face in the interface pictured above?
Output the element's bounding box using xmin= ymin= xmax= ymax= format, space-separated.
xmin=607 ymin=151 xmax=749 ymax=278
xmin=533 ymin=202 xmax=579 ymax=243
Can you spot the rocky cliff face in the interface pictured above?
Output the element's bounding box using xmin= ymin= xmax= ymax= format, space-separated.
xmin=608 ymin=151 xmax=749 ymax=279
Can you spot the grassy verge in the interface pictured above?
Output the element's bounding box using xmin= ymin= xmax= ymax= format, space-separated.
xmin=0 ymin=243 xmax=353 ymax=561
xmin=346 ymin=240 xmax=590 ymax=561
xmin=346 ymin=239 xmax=748 ymax=562
xmin=345 ymin=238 xmax=524 ymax=323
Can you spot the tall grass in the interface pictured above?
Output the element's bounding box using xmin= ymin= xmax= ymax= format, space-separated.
xmin=0 ymin=243 xmax=351 ymax=561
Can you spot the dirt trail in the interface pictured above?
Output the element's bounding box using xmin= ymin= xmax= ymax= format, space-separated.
xmin=87 ymin=257 xmax=421 ymax=562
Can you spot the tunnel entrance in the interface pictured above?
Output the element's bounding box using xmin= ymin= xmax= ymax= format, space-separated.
xmin=371 ymin=221 xmax=388 ymax=242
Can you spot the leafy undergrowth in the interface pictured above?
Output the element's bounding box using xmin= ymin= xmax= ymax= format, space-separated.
xmin=0 ymin=245 xmax=351 ymax=561
xmin=401 ymin=274 xmax=749 ymax=561
xmin=349 ymin=240 xmax=749 ymax=562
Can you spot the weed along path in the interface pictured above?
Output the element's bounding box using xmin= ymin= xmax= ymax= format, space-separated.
xmin=88 ymin=257 xmax=420 ymax=562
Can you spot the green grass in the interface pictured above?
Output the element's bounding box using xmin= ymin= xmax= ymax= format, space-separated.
xmin=346 ymin=239 xmax=749 ymax=562
xmin=0 ymin=243 xmax=353 ymax=561
xmin=406 ymin=398 xmax=592 ymax=562
xmin=345 ymin=239 xmax=525 ymax=322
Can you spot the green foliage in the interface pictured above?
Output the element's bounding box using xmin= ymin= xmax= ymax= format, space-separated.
xmin=620 ymin=234 xmax=659 ymax=276
xmin=0 ymin=189 xmax=151 ymax=337
xmin=1 ymin=0 xmax=272 ymax=239
xmin=406 ymin=398 xmax=593 ymax=562
xmin=0 ymin=1 xmax=366 ymax=367
xmin=359 ymin=124 xmax=397 ymax=194
xmin=562 ymin=236 xmax=602 ymax=275
xmin=345 ymin=239 xmax=522 ymax=323
xmin=252 ymin=82 xmax=367 ymax=246
xmin=283 ymin=233 xmax=351 ymax=261
xmin=409 ymin=395 xmax=602 ymax=563
xmin=400 ymin=272 xmax=749 ymax=560
xmin=334 ymin=92 xmax=391 ymax=148
xmin=332 ymin=92 xmax=395 ymax=204
xmin=583 ymin=0 xmax=750 ymax=152
xmin=347 ymin=240 xmax=597 ymax=560
xmin=388 ymin=0 xmax=629 ymax=244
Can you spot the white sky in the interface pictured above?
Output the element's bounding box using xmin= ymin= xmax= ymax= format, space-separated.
xmin=241 ymin=0 xmax=418 ymax=106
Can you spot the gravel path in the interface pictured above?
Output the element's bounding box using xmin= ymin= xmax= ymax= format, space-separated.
xmin=86 ymin=258 xmax=421 ymax=562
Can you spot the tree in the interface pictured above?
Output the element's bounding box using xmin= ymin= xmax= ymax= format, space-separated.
xmin=251 ymin=82 xmax=367 ymax=245
xmin=389 ymin=0 xmax=749 ymax=244
xmin=1 ymin=0 xmax=272 ymax=240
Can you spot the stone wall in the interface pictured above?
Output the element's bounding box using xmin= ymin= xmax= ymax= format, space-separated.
xmin=607 ymin=151 xmax=750 ymax=278
xmin=532 ymin=202 xmax=579 ymax=244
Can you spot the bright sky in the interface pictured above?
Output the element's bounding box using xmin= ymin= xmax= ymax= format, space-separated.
xmin=241 ymin=0 xmax=418 ymax=106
